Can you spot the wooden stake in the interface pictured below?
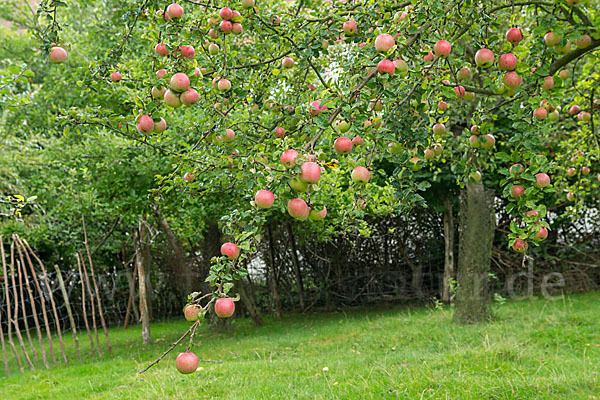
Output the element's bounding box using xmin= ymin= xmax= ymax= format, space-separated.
xmin=1 ymin=237 xmax=23 ymax=373
xmin=123 ymin=260 xmax=138 ymax=330
xmin=82 ymin=216 xmax=111 ymax=351
xmin=19 ymin=236 xmax=67 ymax=365
xmin=9 ymin=243 xmax=34 ymax=370
xmin=135 ymin=224 xmax=150 ymax=345
xmin=15 ymin=246 xmax=42 ymax=369
xmin=13 ymin=235 xmax=49 ymax=369
xmin=54 ymin=265 xmax=81 ymax=362
xmin=79 ymin=252 xmax=102 ymax=357
xmin=76 ymin=253 xmax=96 ymax=357
xmin=0 ymin=237 xmax=10 ymax=376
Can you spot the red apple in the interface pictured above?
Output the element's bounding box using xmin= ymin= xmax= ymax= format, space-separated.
xmin=309 ymin=100 xmax=327 ymax=116
xmin=475 ymin=48 xmax=494 ymax=68
xmin=498 ymin=53 xmax=517 ymax=71
xmin=281 ymin=150 xmax=299 ymax=168
xmin=525 ymin=210 xmax=539 ymax=222
xmin=559 ymin=70 xmax=569 ymax=80
xmin=506 ymin=28 xmax=523 ymax=45
xmin=423 ymin=51 xmax=434 ymax=62
xmin=438 ymin=101 xmax=448 ymax=111
xmin=271 ymin=15 xmax=281 ymax=25
xmin=155 ymin=43 xmax=169 ymax=56
xmin=136 ymin=115 xmax=154 ymax=135
xmin=49 ymin=46 xmax=68 ymax=63
xmin=351 ymin=166 xmax=370 ymax=184
xmin=578 ymin=112 xmax=591 ymax=122
xmin=503 ymin=71 xmax=522 ymax=89
xmin=219 ymin=7 xmax=233 ymax=20
xmin=481 ymin=134 xmax=495 ymax=149
xmin=581 ymin=166 xmax=590 ymax=175
xmin=220 ymin=242 xmax=240 ymax=259
xmin=433 ymin=123 xmax=446 ymax=135
xmin=255 ymin=190 xmax=274 ymax=209
xmin=567 ymin=192 xmax=576 ymax=202
xmin=433 ymin=40 xmax=451 ymax=57
xmin=510 ymin=185 xmax=525 ymax=198
xmin=175 ymin=352 xmax=198 ymax=374
xmin=153 ymin=118 xmax=167 ymax=133
xmin=512 ymin=238 xmax=528 ymax=253
xmin=470 ymin=125 xmax=480 ymax=135
xmin=288 ymin=198 xmax=310 ymax=220
xmin=566 ymin=167 xmax=576 ymax=177
xmin=534 ymin=227 xmax=548 ymax=241
xmin=214 ymin=297 xmax=235 ymax=318
xmin=180 ymin=45 xmax=195 ymax=59
xmin=281 ymin=57 xmax=294 ymax=69
xmin=375 ymin=34 xmax=395 ymax=52
xmin=218 ymin=78 xmax=231 ymax=91
xmin=544 ymin=32 xmax=560 ymax=47
xmin=569 ymin=105 xmax=581 ymax=115
xmin=300 ymin=162 xmax=321 ymax=184
xmin=342 ymin=20 xmax=357 ymax=35
xmin=166 ymin=3 xmax=184 ymax=19
xmin=308 ymin=206 xmax=327 ymax=221
xmin=542 ymin=76 xmax=554 ymax=91
xmin=183 ymin=172 xmax=195 ymax=182
xmin=576 ymin=34 xmax=591 ymax=49
xmin=184 ymin=304 xmax=202 ymax=322
xmin=110 ymin=72 xmax=122 ymax=82
xmin=220 ymin=20 xmax=233 ymax=33
xmin=533 ymin=107 xmax=548 ymax=120
xmin=274 ymin=126 xmax=285 ymax=138
xmin=457 ymin=67 xmax=471 ymax=80
xmin=510 ymin=164 xmax=524 ymax=175
xmin=334 ymin=137 xmax=353 ymax=154
xmin=377 ymin=59 xmax=395 ymax=75
xmin=424 ymin=148 xmax=435 ymax=160
xmin=535 ymin=173 xmax=551 ymax=187
xmin=164 ymin=90 xmax=182 ymax=108
xmin=454 ymin=86 xmax=466 ymax=98
xmin=170 ymin=73 xmax=190 ymax=92
xmin=181 ymin=88 xmax=199 ymax=105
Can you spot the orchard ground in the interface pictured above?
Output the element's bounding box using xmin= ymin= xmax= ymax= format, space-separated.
xmin=1 ymin=292 xmax=599 ymax=399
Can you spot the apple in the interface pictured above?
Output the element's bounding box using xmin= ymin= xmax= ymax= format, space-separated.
xmin=566 ymin=167 xmax=576 ymax=177
xmin=309 ymin=206 xmax=327 ymax=221
xmin=469 ymin=135 xmax=480 ymax=148
xmin=506 ymin=28 xmax=523 ymax=45
xmin=578 ymin=112 xmax=591 ymax=122
xmin=271 ymin=15 xmax=281 ymax=25
xmin=180 ymin=45 xmax=195 ymax=59
xmin=470 ymin=125 xmax=480 ymax=135
xmin=534 ymin=227 xmax=548 ymax=241
xmin=438 ymin=101 xmax=448 ymax=111
xmin=510 ymin=185 xmax=525 ymax=198
xmin=433 ymin=40 xmax=451 ymax=56
xmin=581 ymin=166 xmax=590 ymax=175
xmin=288 ymin=198 xmax=310 ymax=220
xmin=219 ymin=6 xmax=233 ymax=20
xmin=241 ymin=0 xmax=255 ymax=8
xmin=220 ymin=20 xmax=233 ymax=33
xmin=335 ymin=120 xmax=351 ymax=133
xmin=503 ymin=71 xmax=522 ymax=89
xmin=424 ymin=148 xmax=435 ymax=160
xmin=475 ymin=48 xmax=494 ymax=68
xmin=255 ymin=190 xmax=275 ymax=209
xmin=152 ymin=86 xmax=166 ymax=99
xmin=544 ymin=32 xmax=560 ymax=47
xmin=375 ymin=34 xmax=395 ymax=52
xmin=49 ymin=46 xmax=68 ymax=63
xmin=377 ymin=59 xmax=395 ymax=75
xmin=393 ymin=59 xmax=409 ymax=75
xmin=423 ymin=51 xmax=434 ymax=62
xmin=164 ymin=90 xmax=182 ymax=108
xmin=281 ymin=57 xmax=294 ymax=69
xmin=220 ymin=242 xmax=240 ymax=259
xmin=136 ymin=115 xmax=154 ymax=135
xmin=454 ymin=86 xmax=466 ymax=98
xmin=542 ymin=76 xmax=554 ymax=91
xmin=300 ymin=162 xmax=321 ymax=184
xmin=166 ymin=3 xmax=183 ymax=19
xmin=214 ymin=297 xmax=235 ymax=318
xmin=281 ymin=150 xmax=299 ymax=168
xmin=183 ymin=172 xmax=194 ymax=182
xmin=153 ymin=118 xmax=167 ymax=133
xmin=525 ymin=210 xmax=539 ymax=222
xmin=222 ymin=128 xmax=235 ymax=143
xmin=566 ymin=192 xmax=576 ymax=202
xmin=218 ymin=78 xmax=231 ymax=91
xmin=559 ymin=69 xmax=569 ymax=80
xmin=409 ymin=157 xmax=422 ymax=171
xmin=469 ymin=170 xmax=482 ymax=183
xmin=209 ymin=43 xmax=220 ymax=55
xmin=370 ymin=99 xmax=383 ymax=111
xmin=110 ymin=72 xmax=122 ymax=82
xmin=512 ymin=238 xmax=528 ymax=253
xmin=352 ymin=136 xmax=364 ymax=146
xmin=569 ymin=105 xmax=581 ymax=115
xmin=334 ymin=137 xmax=353 ymax=154
xmin=481 ymin=134 xmax=495 ymax=149
xmin=289 ymin=176 xmax=309 ymax=192
xmin=432 ymin=123 xmax=445 ymax=135
xmin=176 ymin=352 xmax=198 ymax=374
xmin=548 ymin=110 xmax=559 ymax=121
xmin=510 ymin=163 xmax=524 ymax=175
xmin=309 ymin=100 xmax=327 ymax=116
xmin=433 ymin=143 xmax=443 ymax=156
xmin=533 ymin=107 xmax=548 ymax=119
xmin=556 ymin=40 xmax=571 ymax=54
xmin=184 ymin=304 xmax=202 ymax=322
xmin=576 ymin=34 xmax=591 ymax=49
xmin=181 ymin=89 xmax=199 ymax=105
xmin=535 ymin=172 xmax=551 ymax=187
xmin=457 ymin=67 xmax=471 ymax=80
xmin=170 ymin=73 xmax=190 ymax=92
xmin=155 ymin=43 xmax=169 ymax=56
xmin=463 ymin=91 xmax=475 ymax=101
xmin=498 ymin=53 xmax=517 ymax=71
xmin=342 ymin=20 xmax=357 ymax=35
xmin=274 ymin=126 xmax=285 ymax=138
xmin=351 ymin=166 xmax=370 ymax=184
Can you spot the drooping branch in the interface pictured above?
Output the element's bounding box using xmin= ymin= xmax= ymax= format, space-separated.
xmin=549 ymin=39 xmax=600 ymax=75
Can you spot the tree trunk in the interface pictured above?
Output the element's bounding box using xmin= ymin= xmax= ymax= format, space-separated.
xmin=266 ymin=225 xmax=282 ymax=318
xmin=154 ymin=204 xmax=199 ymax=298
xmin=286 ymin=224 xmax=305 ymax=310
xmin=235 ymin=275 xmax=263 ymax=326
xmin=200 ymin=221 xmax=221 ymax=295
xmin=135 ymin=221 xmax=151 ymax=345
xmin=453 ymin=181 xmax=495 ymax=324
xmin=442 ymin=198 xmax=455 ymax=303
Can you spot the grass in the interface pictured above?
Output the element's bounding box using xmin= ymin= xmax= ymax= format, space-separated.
xmin=0 ymin=292 xmax=599 ymax=399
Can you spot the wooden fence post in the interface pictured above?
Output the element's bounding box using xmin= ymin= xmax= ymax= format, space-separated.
xmin=15 ymin=255 xmax=42 ymax=369
xmin=54 ymin=265 xmax=81 ymax=362
xmin=0 ymin=237 xmax=10 ymax=376
xmin=1 ymin=237 xmax=23 ymax=373
xmin=10 ymin=243 xmax=34 ymax=370
xmin=79 ymin=252 xmax=102 ymax=358
xmin=76 ymin=253 xmax=96 ymax=357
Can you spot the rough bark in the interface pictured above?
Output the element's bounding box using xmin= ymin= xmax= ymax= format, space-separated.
xmin=135 ymin=223 xmax=151 ymax=345
xmin=235 ymin=275 xmax=263 ymax=326
xmin=286 ymin=224 xmax=305 ymax=310
xmin=154 ymin=205 xmax=200 ymax=298
xmin=442 ymin=198 xmax=456 ymax=303
xmin=453 ymin=181 xmax=495 ymax=324
xmin=266 ymin=225 xmax=282 ymax=318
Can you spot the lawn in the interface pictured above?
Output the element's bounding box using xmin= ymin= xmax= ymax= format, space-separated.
xmin=1 ymin=292 xmax=599 ymax=399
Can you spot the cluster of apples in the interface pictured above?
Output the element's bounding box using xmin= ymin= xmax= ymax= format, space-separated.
xmin=513 ymin=209 xmax=548 ymax=253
